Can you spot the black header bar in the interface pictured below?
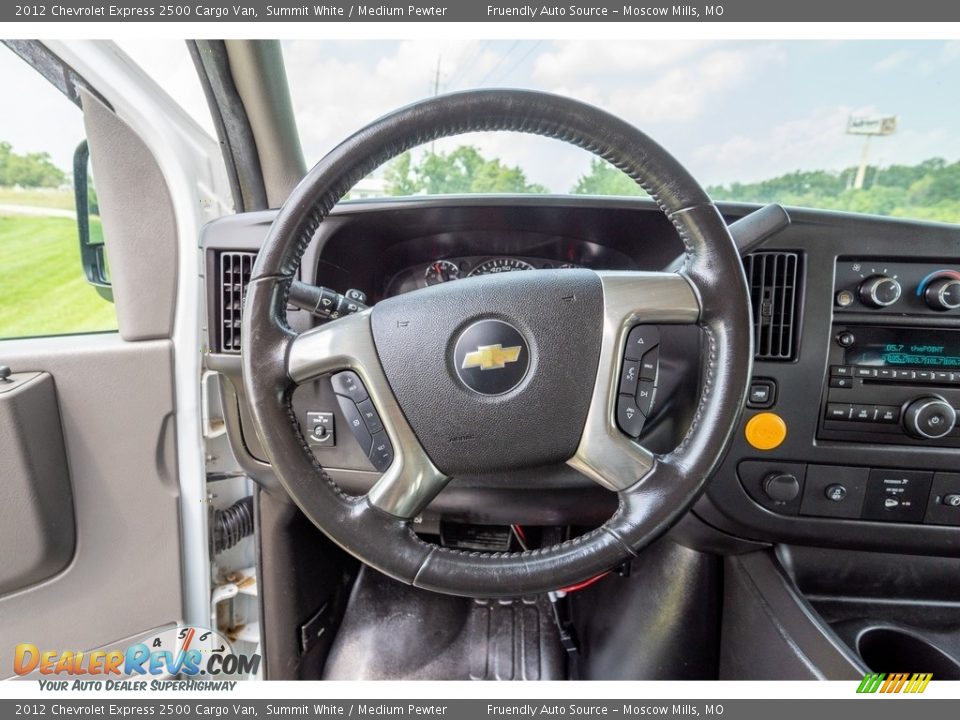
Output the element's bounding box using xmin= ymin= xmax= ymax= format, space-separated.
xmin=4 ymin=0 xmax=960 ymax=23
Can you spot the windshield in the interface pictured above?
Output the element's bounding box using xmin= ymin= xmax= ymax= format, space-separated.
xmin=281 ymin=40 xmax=960 ymax=222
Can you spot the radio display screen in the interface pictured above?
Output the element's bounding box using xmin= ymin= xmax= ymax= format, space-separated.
xmin=845 ymin=326 xmax=960 ymax=369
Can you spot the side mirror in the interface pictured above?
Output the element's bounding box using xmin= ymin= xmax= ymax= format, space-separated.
xmin=73 ymin=140 xmax=112 ymax=302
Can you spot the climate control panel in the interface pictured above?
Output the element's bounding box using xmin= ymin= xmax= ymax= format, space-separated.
xmin=835 ymin=260 xmax=960 ymax=315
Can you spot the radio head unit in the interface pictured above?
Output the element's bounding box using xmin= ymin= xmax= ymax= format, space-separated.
xmin=820 ymin=325 xmax=960 ymax=447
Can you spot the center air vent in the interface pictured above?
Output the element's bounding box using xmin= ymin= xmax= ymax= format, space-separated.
xmin=219 ymin=251 xmax=256 ymax=353
xmin=744 ymin=251 xmax=801 ymax=361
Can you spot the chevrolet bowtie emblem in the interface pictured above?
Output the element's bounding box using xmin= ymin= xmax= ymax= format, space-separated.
xmin=461 ymin=344 xmax=523 ymax=371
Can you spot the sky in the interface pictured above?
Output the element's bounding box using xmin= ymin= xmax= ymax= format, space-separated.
xmin=3 ymin=39 xmax=960 ymax=193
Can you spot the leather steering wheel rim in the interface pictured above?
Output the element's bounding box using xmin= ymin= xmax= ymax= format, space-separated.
xmin=242 ymin=89 xmax=753 ymax=597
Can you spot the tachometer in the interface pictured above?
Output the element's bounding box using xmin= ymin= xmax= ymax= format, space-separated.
xmin=425 ymin=260 xmax=461 ymax=285
xmin=469 ymin=258 xmax=535 ymax=276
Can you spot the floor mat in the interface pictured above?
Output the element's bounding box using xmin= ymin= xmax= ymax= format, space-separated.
xmin=322 ymin=566 xmax=566 ymax=680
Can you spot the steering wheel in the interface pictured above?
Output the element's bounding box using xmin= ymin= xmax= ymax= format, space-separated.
xmin=242 ymin=89 xmax=752 ymax=598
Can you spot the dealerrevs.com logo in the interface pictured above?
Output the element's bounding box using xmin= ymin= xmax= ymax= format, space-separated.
xmin=13 ymin=626 xmax=260 ymax=684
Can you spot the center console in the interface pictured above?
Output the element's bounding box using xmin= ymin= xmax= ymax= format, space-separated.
xmin=703 ymin=224 xmax=960 ymax=556
xmin=741 ymin=260 xmax=960 ymax=529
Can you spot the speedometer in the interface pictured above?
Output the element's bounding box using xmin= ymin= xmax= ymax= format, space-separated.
xmin=468 ymin=258 xmax=535 ymax=276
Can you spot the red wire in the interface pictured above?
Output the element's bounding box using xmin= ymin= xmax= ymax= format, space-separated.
xmin=513 ymin=524 xmax=611 ymax=594
xmin=557 ymin=571 xmax=611 ymax=594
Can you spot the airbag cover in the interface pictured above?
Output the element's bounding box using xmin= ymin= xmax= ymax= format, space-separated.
xmin=370 ymin=269 xmax=603 ymax=475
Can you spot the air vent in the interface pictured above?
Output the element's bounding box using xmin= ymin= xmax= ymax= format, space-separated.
xmin=219 ymin=251 xmax=256 ymax=353
xmin=745 ymin=251 xmax=801 ymax=361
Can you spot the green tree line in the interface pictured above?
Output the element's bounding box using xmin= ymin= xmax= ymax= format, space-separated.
xmin=707 ymin=157 xmax=960 ymax=223
xmin=0 ymin=141 xmax=66 ymax=188
xmin=382 ymin=147 xmax=960 ymax=223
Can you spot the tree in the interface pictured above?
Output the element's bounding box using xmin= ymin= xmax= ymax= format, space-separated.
xmin=0 ymin=141 xmax=66 ymax=188
xmin=571 ymin=158 xmax=645 ymax=197
xmin=383 ymin=145 xmax=547 ymax=196
xmin=704 ymin=157 xmax=960 ymax=223
xmin=383 ymin=151 xmax=419 ymax=196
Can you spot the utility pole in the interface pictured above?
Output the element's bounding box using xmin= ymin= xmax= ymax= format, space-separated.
xmin=430 ymin=55 xmax=441 ymax=154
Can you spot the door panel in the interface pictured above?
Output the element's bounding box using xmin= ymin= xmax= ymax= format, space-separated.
xmin=0 ymin=371 xmax=75 ymax=596
xmin=0 ymin=334 xmax=182 ymax=669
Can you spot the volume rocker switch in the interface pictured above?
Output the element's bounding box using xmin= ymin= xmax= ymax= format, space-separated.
xmin=369 ymin=432 xmax=395 ymax=472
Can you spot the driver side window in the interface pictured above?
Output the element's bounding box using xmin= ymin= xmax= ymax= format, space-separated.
xmin=0 ymin=46 xmax=117 ymax=340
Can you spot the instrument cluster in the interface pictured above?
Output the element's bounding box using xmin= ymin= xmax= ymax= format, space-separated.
xmin=386 ymin=255 xmax=581 ymax=295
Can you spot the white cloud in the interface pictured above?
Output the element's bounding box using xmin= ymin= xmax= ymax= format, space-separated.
xmin=531 ymin=40 xmax=707 ymax=84
xmin=536 ymin=42 xmax=785 ymax=126
xmin=874 ymin=50 xmax=912 ymax=72
xmin=284 ymin=39 xmax=509 ymax=167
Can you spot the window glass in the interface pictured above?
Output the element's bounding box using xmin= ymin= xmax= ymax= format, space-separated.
xmin=0 ymin=46 xmax=117 ymax=339
xmin=282 ymin=40 xmax=960 ymax=223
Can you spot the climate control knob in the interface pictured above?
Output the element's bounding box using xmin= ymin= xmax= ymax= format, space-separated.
xmin=903 ymin=396 xmax=957 ymax=440
xmin=859 ymin=275 xmax=902 ymax=308
xmin=924 ymin=278 xmax=960 ymax=312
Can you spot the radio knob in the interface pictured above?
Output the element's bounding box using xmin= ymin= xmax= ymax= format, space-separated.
xmin=924 ymin=278 xmax=960 ymax=312
xmin=903 ymin=396 xmax=957 ymax=440
xmin=859 ymin=275 xmax=902 ymax=308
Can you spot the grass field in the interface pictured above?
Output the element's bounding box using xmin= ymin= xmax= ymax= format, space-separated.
xmin=0 ymin=186 xmax=77 ymax=212
xmin=0 ymin=213 xmax=117 ymax=339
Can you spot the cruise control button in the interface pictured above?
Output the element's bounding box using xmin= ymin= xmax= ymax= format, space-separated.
xmin=619 ymin=360 xmax=640 ymax=396
xmin=638 ymin=347 xmax=659 ymax=381
xmin=636 ymin=380 xmax=656 ymax=416
xmin=331 ymin=371 xmax=368 ymax=403
xmin=616 ymin=394 xmax=645 ymax=437
xmin=624 ymin=326 xmax=659 ymax=361
xmin=356 ymin=399 xmax=384 ymax=434
xmin=335 ymin=395 xmax=373 ymax=454
xmin=368 ymin=432 xmax=394 ymax=472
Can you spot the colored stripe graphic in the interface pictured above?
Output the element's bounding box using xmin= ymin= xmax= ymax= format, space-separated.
xmin=857 ymin=673 xmax=885 ymax=693
xmin=857 ymin=672 xmax=932 ymax=693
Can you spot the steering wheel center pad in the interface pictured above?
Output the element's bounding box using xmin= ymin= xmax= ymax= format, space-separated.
xmin=371 ymin=269 xmax=603 ymax=475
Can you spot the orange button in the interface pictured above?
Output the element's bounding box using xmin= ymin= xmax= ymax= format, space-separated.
xmin=745 ymin=412 xmax=787 ymax=450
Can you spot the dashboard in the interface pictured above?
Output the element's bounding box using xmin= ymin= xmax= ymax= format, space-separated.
xmin=202 ymin=195 xmax=960 ymax=558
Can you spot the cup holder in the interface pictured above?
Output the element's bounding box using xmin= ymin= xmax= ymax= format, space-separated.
xmin=857 ymin=627 xmax=960 ymax=679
